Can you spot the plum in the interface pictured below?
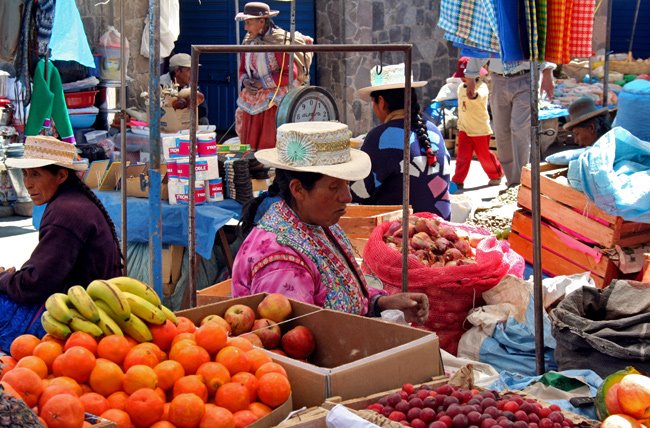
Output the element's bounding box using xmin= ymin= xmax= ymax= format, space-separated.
xmin=451 ymin=414 xmax=468 ymax=428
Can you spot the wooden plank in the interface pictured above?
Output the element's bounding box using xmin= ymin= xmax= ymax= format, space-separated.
xmin=339 ymin=206 xmax=407 ymax=239
xmin=517 ymin=186 xmax=616 ymax=248
xmin=348 ymin=238 xmax=368 ymax=258
xmin=511 ymin=211 xmax=612 ymax=277
xmin=343 ymin=205 xmax=403 ymax=217
xmin=520 ymin=166 xmax=618 ymax=224
xmin=508 ymin=231 xmax=606 ymax=288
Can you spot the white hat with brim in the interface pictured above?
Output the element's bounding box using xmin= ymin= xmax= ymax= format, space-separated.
xmin=255 ymin=148 xmax=371 ymax=182
xmin=235 ymin=2 xmax=279 ymax=21
xmin=5 ymin=136 xmax=88 ymax=172
xmin=357 ymin=62 xmax=428 ymax=102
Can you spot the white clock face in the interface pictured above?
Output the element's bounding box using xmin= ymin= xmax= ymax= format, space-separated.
xmin=291 ymin=94 xmax=337 ymax=122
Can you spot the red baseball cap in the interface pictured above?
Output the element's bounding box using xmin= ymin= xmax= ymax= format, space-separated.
xmin=453 ymin=57 xmax=487 ymax=78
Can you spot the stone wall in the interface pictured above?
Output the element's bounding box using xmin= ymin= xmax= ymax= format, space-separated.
xmin=315 ymin=0 xmax=458 ymax=135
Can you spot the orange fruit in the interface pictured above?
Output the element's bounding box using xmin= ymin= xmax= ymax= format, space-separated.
xmin=154 ymin=386 xmax=167 ymax=402
xmin=107 ymin=391 xmax=130 ymax=410
xmin=151 ymin=422 xmax=177 ymax=428
xmin=231 ymin=372 xmax=258 ymax=403
xmin=122 ymin=365 xmax=158 ymax=395
xmin=168 ymin=393 xmax=205 ymax=428
xmin=173 ymin=345 xmax=210 ymax=375
xmin=150 ymin=320 xmax=178 ymax=352
xmin=89 ymin=359 xmax=125 ymax=397
xmin=132 ymin=342 xmax=166 ymax=361
xmin=248 ymin=402 xmax=272 ymax=419
xmin=51 ymin=354 xmax=65 ymax=377
xmin=173 ymin=375 xmax=208 ymax=402
xmin=47 ymin=376 xmax=83 ymax=396
xmin=39 ymin=384 xmax=78 ymax=410
xmin=32 ymin=340 xmax=63 ymax=372
xmin=15 ymin=355 xmax=48 ymax=379
xmin=175 ymin=317 xmax=197 ymax=334
xmin=80 ymin=383 xmax=93 ymax=394
xmin=0 ymin=355 xmax=17 ymax=378
xmin=232 ymin=409 xmax=259 ymax=428
xmin=168 ymin=339 xmax=196 ymax=361
xmin=214 ymin=382 xmax=250 ymax=413
xmin=0 ymin=381 xmax=22 ymax=399
xmin=171 ymin=332 xmax=196 ymax=347
xmin=215 ymin=346 xmax=251 ymax=376
xmin=257 ymin=372 xmax=291 ymax=408
xmin=125 ymin=387 xmax=165 ymax=428
xmin=79 ymin=392 xmax=110 ymax=416
xmin=246 ymin=349 xmax=273 ymax=373
xmin=1 ymin=367 xmax=43 ymax=407
xmin=227 ymin=337 xmax=253 ymax=352
xmin=60 ymin=346 xmax=96 ymax=383
xmin=200 ymin=315 xmax=231 ymax=334
xmin=123 ymin=346 xmax=160 ymax=370
xmin=254 ymin=361 xmax=287 ymax=379
xmin=10 ymin=334 xmax=41 ymax=361
xmin=41 ymin=393 xmax=85 ymax=428
xmin=64 ymin=331 xmax=98 ymax=355
xmin=101 ymin=408 xmax=132 ymax=428
xmin=195 ymin=322 xmax=228 ymax=355
xmin=154 ymin=360 xmax=185 ymax=391
xmin=41 ymin=334 xmax=66 ymax=346
xmin=200 ymin=405 xmax=235 ymax=428
xmin=196 ymin=362 xmax=231 ymax=396
xmin=97 ymin=335 xmax=133 ymax=366
xmin=162 ymin=402 xmax=171 ymax=421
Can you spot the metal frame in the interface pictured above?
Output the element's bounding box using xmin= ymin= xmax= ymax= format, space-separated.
xmin=187 ymin=43 xmax=415 ymax=307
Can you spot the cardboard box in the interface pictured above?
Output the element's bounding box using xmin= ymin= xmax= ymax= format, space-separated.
xmin=162 ymin=245 xmax=184 ymax=297
xmin=196 ymin=278 xmax=232 ymax=305
xmin=250 ymin=394 xmax=292 ymax=428
xmin=160 ymin=106 xmax=191 ymax=134
xmin=338 ymin=205 xmax=410 ymax=256
xmin=126 ymin=164 xmax=169 ymax=200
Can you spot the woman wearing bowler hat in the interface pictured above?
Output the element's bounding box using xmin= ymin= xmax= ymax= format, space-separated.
xmin=0 ymin=136 xmax=122 ymax=350
xmin=563 ymin=96 xmax=613 ymax=147
xmin=234 ymin=2 xmax=313 ymax=151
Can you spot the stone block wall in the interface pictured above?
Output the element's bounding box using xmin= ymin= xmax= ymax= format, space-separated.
xmin=315 ymin=0 xmax=458 ymax=136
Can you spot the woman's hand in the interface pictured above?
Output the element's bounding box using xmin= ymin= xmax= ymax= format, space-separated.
xmin=378 ymin=293 xmax=429 ymax=325
xmin=243 ymin=79 xmax=263 ymax=95
xmin=0 ymin=266 xmax=16 ymax=274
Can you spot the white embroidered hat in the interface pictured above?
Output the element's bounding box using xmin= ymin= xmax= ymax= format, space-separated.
xmin=357 ymin=62 xmax=427 ymax=102
xmin=255 ymin=121 xmax=371 ymax=181
xmin=5 ymin=136 xmax=88 ymax=171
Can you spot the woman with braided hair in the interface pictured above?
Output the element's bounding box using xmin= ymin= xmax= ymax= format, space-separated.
xmin=0 ymin=136 xmax=122 ymax=350
xmin=352 ymin=63 xmax=451 ymax=219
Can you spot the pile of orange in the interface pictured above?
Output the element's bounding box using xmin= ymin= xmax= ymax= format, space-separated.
xmin=0 ymin=315 xmax=292 ymax=428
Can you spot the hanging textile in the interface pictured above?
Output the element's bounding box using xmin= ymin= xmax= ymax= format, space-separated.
xmin=0 ymin=0 xmax=26 ymax=66
xmin=545 ymin=0 xmax=569 ymax=64
xmin=569 ymin=0 xmax=595 ymax=59
xmin=35 ymin=0 xmax=55 ymax=57
xmin=536 ymin=0 xmax=548 ymax=58
xmin=524 ymin=0 xmax=539 ymax=61
xmin=496 ymin=0 xmax=527 ymax=63
xmin=439 ymin=0 xmax=500 ymax=53
xmin=49 ymin=0 xmax=94 ymax=67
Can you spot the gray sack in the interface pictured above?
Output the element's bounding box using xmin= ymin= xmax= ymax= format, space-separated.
xmin=551 ymin=279 xmax=650 ymax=377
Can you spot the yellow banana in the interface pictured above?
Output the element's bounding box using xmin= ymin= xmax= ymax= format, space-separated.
xmin=87 ymin=279 xmax=131 ymax=322
xmin=160 ymin=304 xmax=178 ymax=325
xmin=41 ymin=311 xmax=72 ymax=340
xmin=68 ymin=308 xmax=104 ymax=337
xmin=96 ymin=306 xmax=124 ymax=336
xmin=107 ymin=276 xmax=162 ymax=308
xmin=67 ymin=285 xmax=100 ymax=322
xmin=45 ymin=293 xmax=74 ymax=323
xmin=122 ymin=292 xmax=166 ymax=325
xmin=117 ymin=313 xmax=153 ymax=343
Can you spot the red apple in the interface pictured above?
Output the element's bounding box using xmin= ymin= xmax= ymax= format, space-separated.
xmin=269 ymin=349 xmax=286 ymax=356
xmin=239 ymin=332 xmax=264 ymax=348
xmin=201 ymin=314 xmax=232 ymax=334
xmin=251 ymin=318 xmax=281 ymax=349
xmin=224 ymin=304 xmax=255 ymax=335
xmin=281 ymin=325 xmax=316 ymax=359
xmin=257 ymin=293 xmax=292 ymax=323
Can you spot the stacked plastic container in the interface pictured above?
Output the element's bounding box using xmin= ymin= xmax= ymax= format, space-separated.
xmin=163 ymin=132 xmax=223 ymax=205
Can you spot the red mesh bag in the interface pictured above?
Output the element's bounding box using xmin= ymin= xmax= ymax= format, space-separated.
xmin=362 ymin=213 xmax=525 ymax=355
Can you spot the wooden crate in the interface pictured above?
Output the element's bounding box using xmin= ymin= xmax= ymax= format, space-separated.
xmin=338 ymin=205 xmax=409 ymax=256
xmin=196 ymin=278 xmax=232 ymax=306
xmin=509 ymin=210 xmax=621 ymax=288
xmin=518 ymin=164 xmax=650 ymax=248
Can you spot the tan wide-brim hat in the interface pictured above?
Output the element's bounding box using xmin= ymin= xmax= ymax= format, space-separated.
xmin=357 ymin=62 xmax=427 ymax=102
xmin=235 ymin=2 xmax=279 ymax=21
xmin=563 ymin=96 xmax=613 ymax=130
xmin=255 ymin=121 xmax=371 ymax=182
xmin=5 ymin=136 xmax=88 ymax=171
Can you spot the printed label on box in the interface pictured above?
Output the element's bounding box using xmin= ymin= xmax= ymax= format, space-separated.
xmin=207 ymin=178 xmax=224 ymax=202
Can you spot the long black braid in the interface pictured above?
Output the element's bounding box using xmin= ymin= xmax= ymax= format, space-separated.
xmin=371 ymin=88 xmax=438 ymax=166
xmin=238 ymin=169 xmax=322 ymax=238
xmin=44 ymin=165 xmax=124 ymax=271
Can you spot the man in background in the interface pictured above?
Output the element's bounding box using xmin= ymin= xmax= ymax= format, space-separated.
xmin=160 ymin=53 xmax=208 ymax=125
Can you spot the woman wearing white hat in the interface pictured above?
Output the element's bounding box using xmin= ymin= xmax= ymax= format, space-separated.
xmin=232 ymin=121 xmax=429 ymax=323
xmin=0 ymin=136 xmax=122 ymax=350
xmin=234 ymin=2 xmax=313 ymax=151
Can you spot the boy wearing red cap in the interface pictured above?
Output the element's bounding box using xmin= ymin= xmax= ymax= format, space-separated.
xmin=451 ymin=57 xmax=503 ymax=192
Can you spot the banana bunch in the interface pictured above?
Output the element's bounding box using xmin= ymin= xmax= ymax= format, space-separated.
xmin=41 ymin=276 xmax=178 ymax=343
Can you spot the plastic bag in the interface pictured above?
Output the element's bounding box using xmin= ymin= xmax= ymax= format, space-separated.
xmin=97 ymin=26 xmax=129 ymax=81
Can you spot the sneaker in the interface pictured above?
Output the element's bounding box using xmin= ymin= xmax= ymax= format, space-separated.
xmin=487 ymin=177 xmax=503 ymax=186
xmin=450 ymin=182 xmax=464 ymax=194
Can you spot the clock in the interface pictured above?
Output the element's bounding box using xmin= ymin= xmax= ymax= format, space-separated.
xmin=276 ymin=86 xmax=340 ymax=126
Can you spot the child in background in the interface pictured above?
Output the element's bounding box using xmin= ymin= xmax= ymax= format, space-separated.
xmin=451 ymin=57 xmax=504 ymax=193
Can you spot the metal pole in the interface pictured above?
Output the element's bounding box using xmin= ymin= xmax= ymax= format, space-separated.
xmin=148 ymin=0 xmax=163 ymax=296
xmin=288 ymin=0 xmax=295 ymax=86
xmin=188 ymin=48 xmax=200 ymax=309
xmin=401 ymin=49 xmax=412 ymax=293
xmin=119 ymin=0 xmax=128 ymax=275
xmin=186 ymin=43 xmax=414 ymax=299
xmin=235 ymin=0 xmax=241 ymax=97
xmin=603 ymin=0 xmax=612 ymax=107
xmin=530 ymin=61 xmax=545 ymax=375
